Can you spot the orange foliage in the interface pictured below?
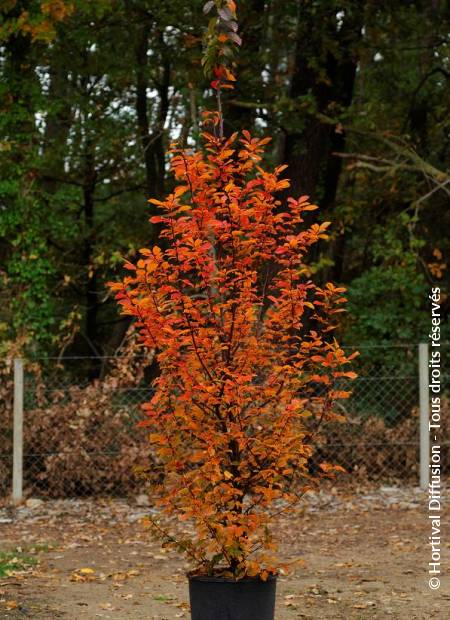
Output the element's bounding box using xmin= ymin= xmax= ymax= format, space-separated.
xmin=110 ymin=127 xmax=356 ymax=578
xmin=1 ymin=2 xmax=73 ymax=42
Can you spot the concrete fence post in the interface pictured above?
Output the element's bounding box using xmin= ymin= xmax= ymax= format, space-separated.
xmin=418 ymin=343 xmax=430 ymax=490
xmin=12 ymin=358 xmax=24 ymax=505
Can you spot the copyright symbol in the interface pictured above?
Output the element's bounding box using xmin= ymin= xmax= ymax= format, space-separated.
xmin=429 ymin=577 xmax=440 ymax=590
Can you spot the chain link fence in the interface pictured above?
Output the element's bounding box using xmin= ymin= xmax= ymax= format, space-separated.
xmin=0 ymin=344 xmax=448 ymax=499
xmin=319 ymin=342 xmax=448 ymax=482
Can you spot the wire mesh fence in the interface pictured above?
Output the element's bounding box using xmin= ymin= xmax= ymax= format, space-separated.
xmin=0 ymin=344 xmax=448 ymax=499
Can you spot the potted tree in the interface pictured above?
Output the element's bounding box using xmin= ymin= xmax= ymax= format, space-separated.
xmin=110 ymin=2 xmax=356 ymax=618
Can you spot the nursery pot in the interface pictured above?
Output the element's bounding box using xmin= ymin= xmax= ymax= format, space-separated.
xmin=188 ymin=574 xmax=277 ymax=620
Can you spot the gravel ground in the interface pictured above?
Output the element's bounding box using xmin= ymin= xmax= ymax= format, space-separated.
xmin=0 ymin=484 xmax=448 ymax=619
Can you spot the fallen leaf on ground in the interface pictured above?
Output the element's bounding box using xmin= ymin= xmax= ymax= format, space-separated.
xmin=5 ymin=600 xmax=19 ymax=610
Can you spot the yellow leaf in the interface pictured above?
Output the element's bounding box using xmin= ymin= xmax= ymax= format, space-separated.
xmin=79 ymin=567 xmax=95 ymax=574
xmin=5 ymin=601 xmax=19 ymax=610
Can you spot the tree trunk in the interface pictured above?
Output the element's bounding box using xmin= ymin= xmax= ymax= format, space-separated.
xmin=42 ymin=56 xmax=73 ymax=184
xmin=282 ymin=5 xmax=361 ymax=206
xmin=135 ymin=25 xmax=169 ymax=200
xmin=280 ymin=3 xmax=362 ymax=281
xmin=82 ymin=139 xmax=100 ymax=367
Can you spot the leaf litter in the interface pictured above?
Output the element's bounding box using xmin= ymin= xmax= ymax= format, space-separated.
xmin=0 ymin=484 xmax=447 ymax=619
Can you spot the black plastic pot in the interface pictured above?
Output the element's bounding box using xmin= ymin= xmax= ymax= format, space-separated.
xmin=189 ymin=574 xmax=277 ymax=620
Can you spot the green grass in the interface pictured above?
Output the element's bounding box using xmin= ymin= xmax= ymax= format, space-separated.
xmin=0 ymin=550 xmax=37 ymax=577
xmin=153 ymin=594 xmax=174 ymax=602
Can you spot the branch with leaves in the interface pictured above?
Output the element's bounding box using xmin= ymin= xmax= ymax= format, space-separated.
xmin=110 ymin=129 xmax=356 ymax=579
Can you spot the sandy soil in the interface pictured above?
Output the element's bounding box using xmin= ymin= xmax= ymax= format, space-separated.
xmin=0 ymin=486 xmax=448 ymax=619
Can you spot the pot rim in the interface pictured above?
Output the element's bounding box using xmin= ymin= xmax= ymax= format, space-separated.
xmin=188 ymin=573 xmax=277 ymax=583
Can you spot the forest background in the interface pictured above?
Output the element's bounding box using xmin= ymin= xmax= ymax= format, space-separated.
xmin=1 ymin=0 xmax=449 ymax=380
